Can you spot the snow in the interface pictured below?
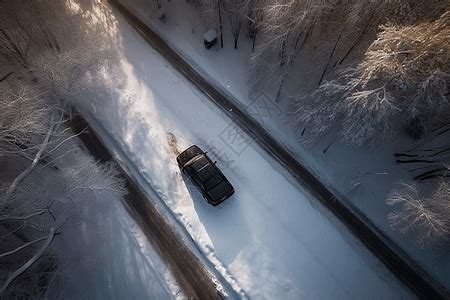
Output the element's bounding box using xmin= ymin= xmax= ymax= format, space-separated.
xmin=81 ymin=7 xmax=416 ymax=298
xmin=203 ymin=29 xmax=217 ymax=43
xmin=117 ymin=0 xmax=450 ymax=291
xmin=47 ymin=145 xmax=182 ymax=299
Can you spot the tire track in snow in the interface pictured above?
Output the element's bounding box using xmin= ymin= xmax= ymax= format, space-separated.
xmin=71 ymin=115 xmax=241 ymax=299
xmin=108 ymin=1 xmax=448 ymax=298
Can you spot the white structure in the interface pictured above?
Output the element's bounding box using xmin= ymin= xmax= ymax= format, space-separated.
xmin=203 ymin=29 xmax=217 ymax=43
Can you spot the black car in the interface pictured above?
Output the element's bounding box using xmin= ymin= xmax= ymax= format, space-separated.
xmin=177 ymin=145 xmax=234 ymax=206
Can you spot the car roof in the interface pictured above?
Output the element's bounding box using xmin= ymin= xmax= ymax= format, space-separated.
xmin=188 ymin=155 xmax=224 ymax=190
xmin=185 ymin=154 xmax=207 ymax=170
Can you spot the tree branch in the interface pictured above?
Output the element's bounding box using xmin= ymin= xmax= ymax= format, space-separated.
xmin=41 ymin=129 xmax=85 ymax=160
xmin=0 ymin=227 xmax=55 ymax=294
xmin=0 ymin=210 xmax=46 ymax=222
xmin=5 ymin=119 xmax=55 ymax=198
xmin=0 ymin=71 xmax=14 ymax=82
xmin=0 ymin=236 xmax=47 ymax=258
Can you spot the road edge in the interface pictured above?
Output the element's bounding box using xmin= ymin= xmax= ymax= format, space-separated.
xmin=71 ymin=114 xmax=241 ymax=299
xmin=108 ymin=1 xmax=448 ymax=298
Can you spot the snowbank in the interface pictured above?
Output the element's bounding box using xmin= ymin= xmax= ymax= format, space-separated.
xmin=117 ymin=0 xmax=450 ymax=291
xmin=84 ymin=10 xmax=413 ymax=298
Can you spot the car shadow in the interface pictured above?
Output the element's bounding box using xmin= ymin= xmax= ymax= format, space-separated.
xmin=180 ymin=172 xmax=250 ymax=266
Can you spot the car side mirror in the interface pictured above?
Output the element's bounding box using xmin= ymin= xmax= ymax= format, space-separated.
xmin=214 ymin=161 xmax=217 ymax=164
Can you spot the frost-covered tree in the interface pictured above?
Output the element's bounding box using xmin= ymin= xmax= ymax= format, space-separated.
xmin=0 ymin=143 xmax=125 ymax=295
xmin=0 ymin=80 xmax=126 ymax=295
xmin=294 ymin=11 xmax=450 ymax=146
xmin=0 ymin=0 xmax=70 ymax=69
xmin=0 ymin=0 xmax=123 ymax=295
xmin=336 ymin=0 xmax=410 ymax=66
xmin=34 ymin=3 xmax=113 ymax=104
xmin=0 ymin=87 xmax=53 ymax=157
xmin=249 ymin=0 xmax=332 ymax=100
xmin=387 ymin=181 xmax=450 ymax=245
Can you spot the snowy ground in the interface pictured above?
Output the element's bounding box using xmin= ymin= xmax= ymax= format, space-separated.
xmin=79 ymin=7 xmax=417 ymax=298
xmin=117 ymin=0 xmax=450 ymax=291
xmin=46 ymin=144 xmax=182 ymax=299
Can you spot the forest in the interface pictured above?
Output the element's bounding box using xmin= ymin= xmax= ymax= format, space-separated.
xmin=0 ymin=0 xmax=124 ymax=297
xmin=0 ymin=0 xmax=449 ymax=296
xmin=145 ymin=0 xmax=450 ymax=244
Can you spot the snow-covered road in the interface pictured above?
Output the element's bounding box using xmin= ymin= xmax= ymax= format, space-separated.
xmin=85 ymin=10 xmax=414 ymax=299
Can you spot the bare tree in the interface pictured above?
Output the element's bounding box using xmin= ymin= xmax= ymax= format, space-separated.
xmin=249 ymin=0 xmax=332 ymax=101
xmin=0 ymin=87 xmax=53 ymax=156
xmin=387 ymin=181 xmax=450 ymax=245
xmin=293 ymin=10 xmax=450 ymax=146
xmin=0 ymin=84 xmax=125 ymax=295
xmin=246 ymin=0 xmax=264 ymax=52
xmin=0 ymin=27 xmax=31 ymax=69
xmin=195 ymin=0 xmax=217 ymax=28
xmin=0 ymin=0 xmax=35 ymax=68
xmin=196 ymin=0 xmax=261 ymax=49
xmin=222 ymin=0 xmax=250 ymax=49
xmin=0 ymin=145 xmax=125 ymax=294
xmin=0 ymin=0 xmax=75 ymax=69
xmin=0 ymin=0 xmax=123 ymax=296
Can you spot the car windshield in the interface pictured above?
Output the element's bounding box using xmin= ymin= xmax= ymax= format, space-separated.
xmin=178 ymin=146 xmax=202 ymax=166
xmin=191 ymin=156 xmax=223 ymax=190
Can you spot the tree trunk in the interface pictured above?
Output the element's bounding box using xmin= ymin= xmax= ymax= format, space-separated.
xmin=339 ymin=10 xmax=376 ymax=65
xmin=275 ymin=75 xmax=286 ymax=102
xmin=218 ymin=0 xmax=223 ymax=48
xmin=252 ymin=31 xmax=256 ymax=53
xmin=318 ymin=29 xmax=343 ymax=86
xmin=5 ymin=120 xmax=54 ymax=199
xmin=0 ymin=237 xmax=47 ymax=258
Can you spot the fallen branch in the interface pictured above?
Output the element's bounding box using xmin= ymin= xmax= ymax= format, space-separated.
xmin=396 ymin=159 xmax=439 ymax=164
xmin=408 ymin=165 xmax=436 ymax=173
xmin=395 ymin=147 xmax=450 ymax=159
xmin=418 ymin=174 xmax=450 ymax=181
xmin=395 ymin=153 xmax=419 ymax=158
xmin=414 ymin=167 xmax=449 ymax=180
xmin=426 ymin=147 xmax=450 ymax=158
